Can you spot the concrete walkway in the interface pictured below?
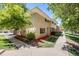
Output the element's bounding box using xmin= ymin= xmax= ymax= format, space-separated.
xmin=5 ymin=35 xmax=28 ymax=48
xmin=54 ymin=36 xmax=66 ymax=49
xmin=54 ymin=36 xmax=69 ymax=56
xmin=1 ymin=48 xmax=69 ymax=56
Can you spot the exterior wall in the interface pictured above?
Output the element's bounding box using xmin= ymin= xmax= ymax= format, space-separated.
xmin=26 ymin=13 xmax=51 ymax=39
xmin=50 ymin=22 xmax=57 ymax=32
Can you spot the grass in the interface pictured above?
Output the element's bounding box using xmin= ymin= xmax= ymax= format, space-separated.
xmin=66 ymin=33 xmax=79 ymax=43
xmin=68 ymin=46 xmax=79 ymax=56
xmin=0 ymin=35 xmax=15 ymax=49
xmin=66 ymin=32 xmax=79 ymax=56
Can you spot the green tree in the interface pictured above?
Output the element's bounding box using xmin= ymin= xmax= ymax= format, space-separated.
xmin=48 ymin=3 xmax=79 ymax=32
xmin=0 ymin=3 xmax=31 ymax=36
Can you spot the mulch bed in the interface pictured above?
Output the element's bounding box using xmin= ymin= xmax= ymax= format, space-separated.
xmin=36 ymin=35 xmax=49 ymax=42
xmin=14 ymin=35 xmax=52 ymax=47
xmin=14 ymin=35 xmax=29 ymax=43
xmin=14 ymin=35 xmax=38 ymax=46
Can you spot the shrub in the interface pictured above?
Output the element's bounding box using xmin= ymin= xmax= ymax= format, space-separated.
xmin=46 ymin=32 xmax=62 ymax=43
xmin=26 ymin=32 xmax=35 ymax=42
xmin=47 ymin=36 xmax=58 ymax=43
xmin=54 ymin=32 xmax=62 ymax=36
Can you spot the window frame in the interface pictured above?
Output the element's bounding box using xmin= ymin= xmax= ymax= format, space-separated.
xmin=40 ymin=28 xmax=45 ymax=34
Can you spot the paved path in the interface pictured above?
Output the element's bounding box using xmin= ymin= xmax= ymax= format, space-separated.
xmin=1 ymin=48 xmax=69 ymax=56
xmin=5 ymin=35 xmax=28 ymax=48
xmin=54 ymin=36 xmax=66 ymax=49
xmin=0 ymin=36 xmax=69 ymax=56
xmin=54 ymin=36 xmax=69 ymax=56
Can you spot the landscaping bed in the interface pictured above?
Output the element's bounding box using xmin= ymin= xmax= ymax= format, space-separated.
xmin=15 ymin=33 xmax=38 ymax=46
xmin=66 ymin=33 xmax=79 ymax=56
xmin=68 ymin=47 xmax=79 ymax=56
xmin=38 ymin=36 xmax=59 ymax=47
xmin=67 ymin=44 xmax=79 ymax=56
xmin=46 ymin=35 xmax=58 ymax=43
xmin=15 ymin=35 xmax=29 ymax=43
xmin=0 ymin=35 xmax=15 ymax=49
xmin=38 ymin=40 xmax=54 ymax=47
xmin=14 ymin=32 xmax=62 ymax=48
xmin=38 ymin=32 xmax=62 ymax=47
xmin=46 ymin=32 xmax=62 ymax=43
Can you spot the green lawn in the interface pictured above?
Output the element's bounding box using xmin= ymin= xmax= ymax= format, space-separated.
xmin=66 ymin=33 xmax=79 ymax=43
xmin=0 ymin=35 xmax=15 ymax=49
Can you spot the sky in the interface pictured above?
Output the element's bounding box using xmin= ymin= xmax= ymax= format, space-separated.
xmin=26 ymin=3 xmax=61 ymax=26
xmin=26 ymin=3 xmax=53 ymax=18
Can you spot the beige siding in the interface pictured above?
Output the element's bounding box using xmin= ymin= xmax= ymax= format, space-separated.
xmin=26 ymin=13 xmax=51 ymax=39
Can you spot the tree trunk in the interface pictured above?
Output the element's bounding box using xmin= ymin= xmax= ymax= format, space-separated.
xmin=13 ymin=28 xmax=26 ymax=37
xmin=20 ymin=28 xmax=26 ymax=37
xmin=13 ymin=28 xmax=20 ymax=36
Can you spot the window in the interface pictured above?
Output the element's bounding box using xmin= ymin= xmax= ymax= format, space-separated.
xmin=45 ymin=18 xmax=49 ymax=22
xmin=40 ymin=28 xmax=45 ymax=34
xmin=45 ymin=18 xmax=47 ymax=22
